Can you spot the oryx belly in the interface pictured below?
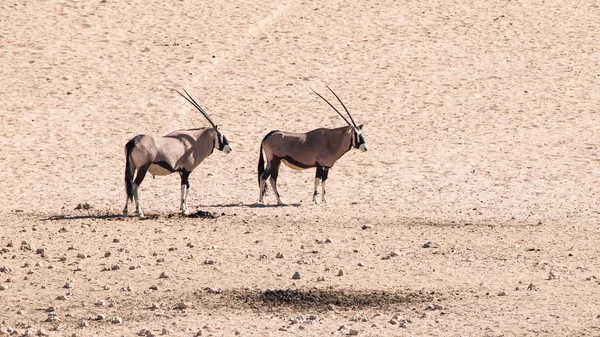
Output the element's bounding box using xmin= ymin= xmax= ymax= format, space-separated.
xmin=282 ymin=159 xmax=309 ymax=171
xmin=148 ymin=163 xmax=174 ymax=176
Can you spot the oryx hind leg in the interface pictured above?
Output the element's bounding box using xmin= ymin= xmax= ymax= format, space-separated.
xmin=132 ymin=164 xmax=150 ymax=218
xmin=258 ymin=164 xmax=272 ymax=204
xmin=180 ymin=170 xmax=190 ymax=215
xmin=313 ymin=166 xmax=324 ymax=205
xmin=268 ymin=158 xmax=284 ymax=205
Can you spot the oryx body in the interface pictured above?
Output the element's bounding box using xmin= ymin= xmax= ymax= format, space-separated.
xmin=257 ymin=87 xmax=367 ymax=205
xmin=123 ymin=90 xmax=232 ymax=217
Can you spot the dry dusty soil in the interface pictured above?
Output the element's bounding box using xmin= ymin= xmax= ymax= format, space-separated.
xmin=1 ymin=1 xmax=600 ymax=336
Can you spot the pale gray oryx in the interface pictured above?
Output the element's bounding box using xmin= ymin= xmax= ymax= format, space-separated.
xmin=257 ymin=86 xmax=367 ymax=205
xmin=123 ymin=89 xmax=232 ymax=217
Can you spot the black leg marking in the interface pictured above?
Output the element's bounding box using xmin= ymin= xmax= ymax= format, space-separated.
xmin=181 ymin=170 xmax=190 ymax=188
xmin=322 ymin=167 xmax=329 ymax=183
xmin=316 ymin=166 xmax=324 ymax=179
xmin=134 ymin=164 xmax=150 ymax=186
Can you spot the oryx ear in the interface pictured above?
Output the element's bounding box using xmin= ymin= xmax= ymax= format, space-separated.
xmin=358 ymin=124 xmax=363 ymax=130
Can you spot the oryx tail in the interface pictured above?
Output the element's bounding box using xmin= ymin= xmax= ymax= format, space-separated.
xmin=124 ymin=137 xmax=136 ymax=202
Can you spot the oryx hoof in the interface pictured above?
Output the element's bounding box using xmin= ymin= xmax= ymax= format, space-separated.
xmin=182 ymin=209 xmax=189 ymax=216
xmin=313 ymin=198 xmax=320 ymax=205
xmin=123 ymin=210 xmax=129 ymax=217
xmin=321 ymin=198 xmax=328 ymax=204
xmin=277 ymin=199 xmax=286 ymax=206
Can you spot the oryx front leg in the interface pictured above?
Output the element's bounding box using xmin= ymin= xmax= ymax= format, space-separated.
xmin=321 ymin=168 xmax=329 ymax=204
xmin=313 ymin=166 xmax=324 ymax=204
xmin=180 ymin=171 xmax=190 ymax=215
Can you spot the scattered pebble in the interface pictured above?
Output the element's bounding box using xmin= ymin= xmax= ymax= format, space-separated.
xmin=498 ymin=291 xmax=508 ymax=296
xmin=527 ymin=283 xmax=538 ymax=291
xmin=337 ymin=269 xmax=345 ymax=276
xmin=174 ymin=302 xmax=189 ymax=310
xmin=159 ymin=272 xmax=169 ymax=279
xmin=111 ymin=316 xmax=123 ymax=324
xmin=348 ymin=329 xmax=359 ymax=335
xmin=292 ymin=271 xmax=302 ymax=280
xmin=423 ymin=242 xmax=440 ymax=248
xmin=275 ymin=252 xmax=284 ymax=259
xmin=361 ymin=224 xmax=373 ymax=230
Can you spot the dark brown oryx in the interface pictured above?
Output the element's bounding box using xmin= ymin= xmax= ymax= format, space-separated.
xmin=123 ymin=89 xmax=232 ymax=217
xmin=257 ymin=86 xmax=367 ymax=205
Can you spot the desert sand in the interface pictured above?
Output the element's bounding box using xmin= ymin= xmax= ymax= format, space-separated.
xmin=1 ymin=0 xmax=600 ymax=336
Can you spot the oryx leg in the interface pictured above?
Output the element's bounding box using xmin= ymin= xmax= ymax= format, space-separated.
xmin=132 ymin=164 xmax=150 ymax=218
xmin=180 ymin=170 xmax=191 ymax=215
xmin=313 ymin=166 xmax=324 ymax=204
xmin=321 ymin=167 xmax=330 ymax=204
xmin=269 ymin=158 xmax=284 ymax=205
xmin=123 ymin=164 xmax=135 ymax=217
xmin=258 ymin=163 xmax=272 ymax=204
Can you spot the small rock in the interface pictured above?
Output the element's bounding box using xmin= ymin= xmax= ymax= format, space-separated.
xmin=527 ymin=283 xmax=538 ymax=291
xmin=292 ymin=271 xmax=302 ymax=280
xmin=498 ymin=291 xmax=507 ymax=296
xmin=37 ymin=328 xmax=48 ymax=336
xmin=56 ymin=295 xmax=68 ymax=301
xmin=159 ymin=272 xmax=169 ymax=279
xmin=389 ymin=251 xmax=402 ymax=257
xmin=46 ymin=306 xmax=56 ymax=312
xmin=325 ymin=238 xmax=333 ymax=243
xmin=348 ymin=329 xmax=359 ymax=335
xmin=399 ymin=320 xmax=409 ymax=328
xmin=423 ymin=242 xmax=440 ymax=248
xmin=358 ymin=262 xmax=365 ymax=267
xmin=361 ymin=224 xmax=373 ymax=230
xmin=64 ymin=281 xmax=73 ymax=289
xmin=174 ymin=302 xmax=189 ymax=310
xmin=203 ymin=259 xmax=216 ymax=265
xmin=96 ymin=314 xmax=106 ymax=320
xmin=0 ymin=284 xmax=8 ymax=290
xmin=78 ymin=321 xmax=89 ymax=328
xmin=110 ymin=316 xmax=122 ymax=324
xmin=548 ymin=270 xmax=559 ymax=280
xmin=275 ymin=252 xmax=284 ymax=259
xmin=337 ymin=269 xmax=344 ymax=276
xmin=151 ymin=303 xmax=160 ymax=310
xmin=317 ymin=276 xmax=325 ymax=282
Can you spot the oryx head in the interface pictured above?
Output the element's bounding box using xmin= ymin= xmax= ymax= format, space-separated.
xmin=312 ymin=85 xmax=368 ymax=152
xmin=214 ymin=125 xmax=232 ymax=154
xmin=174 ymin=88 xmax=232 ymax=154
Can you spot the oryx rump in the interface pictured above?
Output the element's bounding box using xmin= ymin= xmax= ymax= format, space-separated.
xmin=123 ymin=89 xmax=232 ymax=217
xmin=257 ymin=86 xmax=367 ymax=205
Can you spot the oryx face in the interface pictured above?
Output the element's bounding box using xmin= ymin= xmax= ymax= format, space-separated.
xmin=353 ymin=125 xmax=367 ymax=152
xmin=216 ymin=128 xmax=232 ymax=154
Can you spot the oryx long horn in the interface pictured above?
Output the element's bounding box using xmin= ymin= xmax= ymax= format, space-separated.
xmin=311 ymin=88 xmax=352 ymax=126
xmin=173 ymin=88 xmax=217 ymax=128
xmin=326 ymin=85 xmax=357 ymax=129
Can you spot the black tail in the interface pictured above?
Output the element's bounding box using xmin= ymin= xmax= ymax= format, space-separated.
xmin=124 ymin=138 xmax=136 ymax=202
xmin=257 ymin=143 xmax=265 ymax=186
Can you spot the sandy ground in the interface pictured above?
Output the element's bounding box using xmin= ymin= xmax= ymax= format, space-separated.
xmin=1 ymin=0 xmax=600 ymax=336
